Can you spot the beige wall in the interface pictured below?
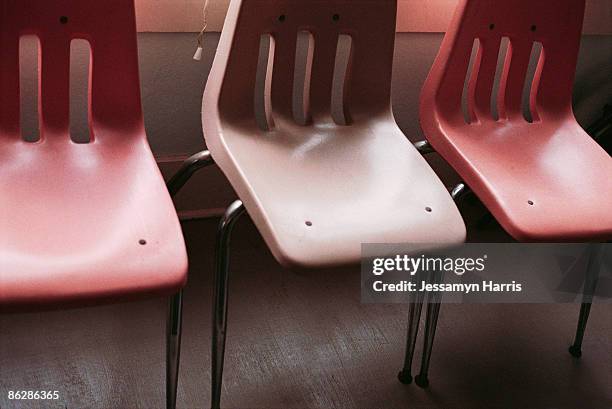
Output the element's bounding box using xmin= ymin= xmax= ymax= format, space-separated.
xmin=135 ymin=0 xmax=611 ymax=34
xmin=135 ymin=0 xmax=229 ymax=32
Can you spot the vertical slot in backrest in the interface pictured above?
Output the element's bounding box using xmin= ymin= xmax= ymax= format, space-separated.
xmin=254 ymin=34 xmax=275 ymax=131
xmin=522 ymin=41 xmax=543 ymax=123
xmin=19 ymin=35 xmax=40 ymax=142
xmin=292 ymin=31 xmax=314 ymax=126
xmin=331 ymin=34 xmax=353 ymax=126
xmin=70 ymin=39 xmax=92 ymax=143
xmin=461 ymin=39 xmax=481 ymax=124
xmin=491 ymin=37 xmax=511 ymax=121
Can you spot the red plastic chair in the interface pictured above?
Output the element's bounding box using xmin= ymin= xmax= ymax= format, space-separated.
xmin=401 ymin=0 xmax=612 ymax=388
xmin=0 ymin=1 xmax=187 ymax=407
xmin=421 ymin=0 xmax=612 ymax=242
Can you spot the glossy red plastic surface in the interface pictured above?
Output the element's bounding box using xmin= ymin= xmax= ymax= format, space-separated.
xmin=420 ymin=0 xmax=612 ymax=241
xmin=0 ymin=0 xmax=188 ymax=311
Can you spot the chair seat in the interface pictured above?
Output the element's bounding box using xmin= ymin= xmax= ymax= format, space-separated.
xmin=0 ymin=138 xmax=187 ymax=310
xmin=429 ymin=119 xmax=612 ymax=241
xmin=209 ymin=116 xmax=466 ymax=267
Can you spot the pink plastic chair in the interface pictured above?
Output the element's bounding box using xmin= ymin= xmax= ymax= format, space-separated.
xmin=0 ymin=1 xmax=187 ymax=407
xmin=400 ymin=0 xmax=612 ymax=388
xmin=421 ymin=0 xmax=612 ymax=241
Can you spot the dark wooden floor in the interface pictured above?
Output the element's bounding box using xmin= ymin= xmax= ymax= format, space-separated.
xmin=1 ymin=215 xmax=611 ymax=409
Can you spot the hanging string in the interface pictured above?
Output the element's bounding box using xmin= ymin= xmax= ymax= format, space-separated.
xmin=193 ymin=0 xmax=210 ymax=61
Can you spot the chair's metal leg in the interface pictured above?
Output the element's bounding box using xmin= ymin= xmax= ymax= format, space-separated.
xmin=166 ymin=290 xmax=183 ymax=409
xmin=415 ymin=271 xmax=444 ymax=388
xmin=414 ymin=140 xmax=435 ymax=155
xmin=451 ymin=182 xmax=495 ymax=227
xmin=398 ymin=286 xmax=426 ymax=384
xmin=211 ymin=200 xmax=246 ymax=409
xmin=398 ymin=185 xmax=465 ymax=387
xmin=164 ymin=150 xmax=214 ymax=408
xmin=167 ymin=150 xmax=215 ymax=197
xmin=450 ymin=183 xmax=468 ymax=202
xmin=569 ymin=302 xmax=592 ymax=358
xmin=569 ymin=244 xmax=602 ymax=358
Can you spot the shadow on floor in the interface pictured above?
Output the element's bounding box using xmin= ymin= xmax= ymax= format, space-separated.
xmin=1 ymin=216 xmax=610 ymax=408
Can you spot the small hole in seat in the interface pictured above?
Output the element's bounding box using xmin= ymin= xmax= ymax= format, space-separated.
xmin=489 ymin=23 xmax=495 ymax=30
xmin=278 ymin=15 xmax=286 ymax=22
xmin=305 ymin=221 xmax=313 ymax=227
xmin=139 ymin=239 xmax=147 ymax=245
xmin=425 ymin=207 xmax=432 ymax=213
xmin=531 ymin=25 xmax=537 ymax=32
xmin=527 ymin=200 xmax=534 ymax=206
xmin=60 ymin=16 xmax=69 ymax=24
xmin=332 ymin=14 xmax=340 ymax=21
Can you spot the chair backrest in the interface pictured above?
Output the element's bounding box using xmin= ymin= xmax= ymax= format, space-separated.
xmin=0 ymin=0 xmax=143 ymax=142
xmin=421 ymin=0 xmax=586 ymax=125
xmin=206 ymin=0 xmax=397 ymax=130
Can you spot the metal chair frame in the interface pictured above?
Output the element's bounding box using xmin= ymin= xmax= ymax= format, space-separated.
xmin=167 ymin=135 xmax=453 ymax=407
xmin=397 ymin=143 xmax=603 ymax=389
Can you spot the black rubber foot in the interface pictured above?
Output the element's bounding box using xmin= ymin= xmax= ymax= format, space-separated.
xmin=397 ymin=370 xmax=412 ymax=384
xmin=415 ymin=374 xmax=429 ymax=388
xmin=569 ymin=345 xmax=582 ymax=358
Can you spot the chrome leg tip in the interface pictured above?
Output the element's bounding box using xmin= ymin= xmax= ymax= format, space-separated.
xmin=569 ymin=345 xmax=582 ymax=358
xmin=415 ymin=374 xmax=429 ymax=388
xmin=397 ymin=370 xmax=413 ymax=385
